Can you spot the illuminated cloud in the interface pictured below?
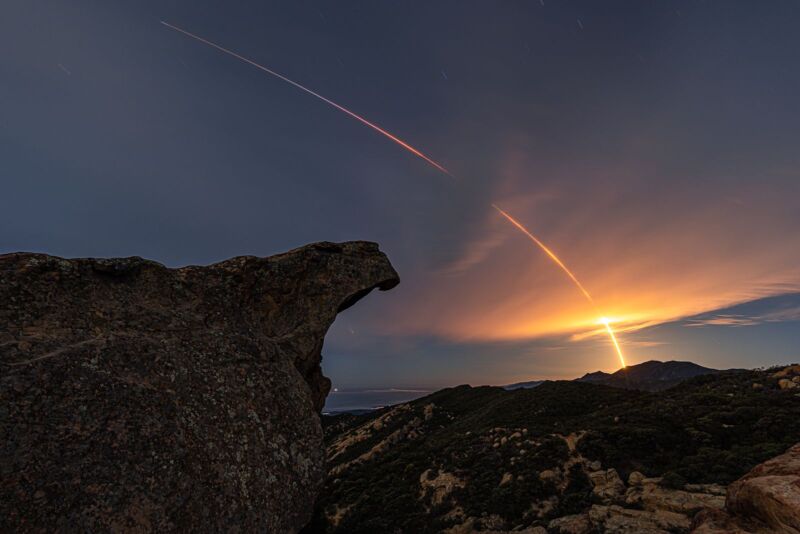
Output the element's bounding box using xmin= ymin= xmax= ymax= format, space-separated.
xmin=359 ymin=160 xmax=800 ymax=370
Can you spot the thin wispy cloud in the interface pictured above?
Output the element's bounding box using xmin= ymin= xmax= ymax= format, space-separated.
xmin=686 ymin=306 xmax=800 ymax=328
xmin=438 ymin=229 xmax=508 ymax=276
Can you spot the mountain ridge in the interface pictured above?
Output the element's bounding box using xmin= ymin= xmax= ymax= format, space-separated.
xmin=506 ymin=360 xmax=718 ymax=392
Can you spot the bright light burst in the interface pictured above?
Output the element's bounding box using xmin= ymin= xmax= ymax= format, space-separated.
xmin=493 ymin=204 xmax=627 ymax=369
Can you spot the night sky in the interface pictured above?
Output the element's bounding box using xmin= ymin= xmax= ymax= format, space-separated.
xmin=3 ymin=1 xmax=800 ymax=391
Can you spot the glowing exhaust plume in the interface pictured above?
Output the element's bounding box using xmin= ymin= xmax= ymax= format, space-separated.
xmin=601 ymin=318 xmax=626 ymax=368
xmin=160 ymin=21 xmax=452 ymax=177
xmin=161 ymin=20 xmax=627 ymax=368
xmin=492 ymin=204 xmax=626 ymax=368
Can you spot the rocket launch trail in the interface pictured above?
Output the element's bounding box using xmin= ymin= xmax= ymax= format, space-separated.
xmin=492 ymin=205 xmax=626 ymax=368
xmin=602 ymin=318 xmax=626 ymax=368
xmin=161 ymin=20 xmax=626 ymax=369
xmin=159 ymin=21 xmax=452 ymax=177
xmin=491 ymin=204 xmax=594 ymax=305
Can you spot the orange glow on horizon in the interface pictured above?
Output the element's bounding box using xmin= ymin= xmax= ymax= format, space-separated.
xmin=492 ymin=204 xmax=627 ymax=368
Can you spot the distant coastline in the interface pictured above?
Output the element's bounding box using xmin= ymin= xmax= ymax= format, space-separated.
xmin=323 ymin=387 xmax=432 ymax=415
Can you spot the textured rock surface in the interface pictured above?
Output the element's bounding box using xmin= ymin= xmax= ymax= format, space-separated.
xmin=690 ymin=508 xmax=772 ymax=534
xmin=726 ymin=442 xmax=800 ymax=532
xmin=589 ymin=468 xmax=625 ymax=501
xmin=548 ymin=513 xmax=592 ymax=533
xmin=692 ymin=441 xmax=800 ymax=533
xmin=589 ymin=504 xmax=691 ymax=533
xmin=0 ymin=241 xmax=398 ymax=532
xmin=625 ymin=474 xmax=725 ymax=515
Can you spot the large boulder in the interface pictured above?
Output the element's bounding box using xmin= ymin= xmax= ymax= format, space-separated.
xmin=0 ymin=241 xmax=399 ymax=532
xmin=726 ymin=442 xmax=800 ymax=532
xmin=692 ymin=443 xmax=800 ymax=533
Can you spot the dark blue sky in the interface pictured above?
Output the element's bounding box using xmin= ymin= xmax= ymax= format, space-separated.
xmin=3 ymin=1 xmax=799 ymax=388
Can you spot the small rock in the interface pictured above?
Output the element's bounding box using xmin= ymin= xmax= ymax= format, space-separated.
xmin=590 ymin=468 xmax=625 ymax=501
xmin=628 ymin=471 xmax=645 ymax=486
xmin=539 ymin=469 xmax=559 ymax=483
xmin=778 ymin=378 xmax=798 ymax=390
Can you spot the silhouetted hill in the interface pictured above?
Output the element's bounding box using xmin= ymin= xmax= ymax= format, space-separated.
xmin=505 ymin=360 xmax=718 ymax=393
xmin=576 ymin=370 xmax=612 ymax=383
xmin=308 ymin=365 xmax=800 ymax=533
xmin=503 ymin=379 xmax=545 ymax=390
xmin=577 ymin=360 xmax=718 ymax=391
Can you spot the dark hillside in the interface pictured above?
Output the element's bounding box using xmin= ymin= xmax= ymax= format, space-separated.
xmin=310 ymin=367 xmax=800 ymax=533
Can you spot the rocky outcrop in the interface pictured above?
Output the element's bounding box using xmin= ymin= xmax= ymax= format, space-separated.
xmin=692 ymin=442 xmax=800 ymax=533
xmin=0 ymin=242 xmax=399 ymax=532
xmin=774 ymin=364 xmax=800 ymax=390
xmin=547 ymin=465 xmax=726 ymax=533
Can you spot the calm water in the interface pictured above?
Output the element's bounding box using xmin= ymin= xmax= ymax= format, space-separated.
xmin=323 ymin=388 xmax=432 ymax=414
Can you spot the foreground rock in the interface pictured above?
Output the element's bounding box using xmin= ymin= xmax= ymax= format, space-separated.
xmin=692 ymin=441 xmax=800 ymax=533
xmin=0 ymin=242 xmax=398 ymax=532
xmin=546 ymin=469 xmax=725 ymax=534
